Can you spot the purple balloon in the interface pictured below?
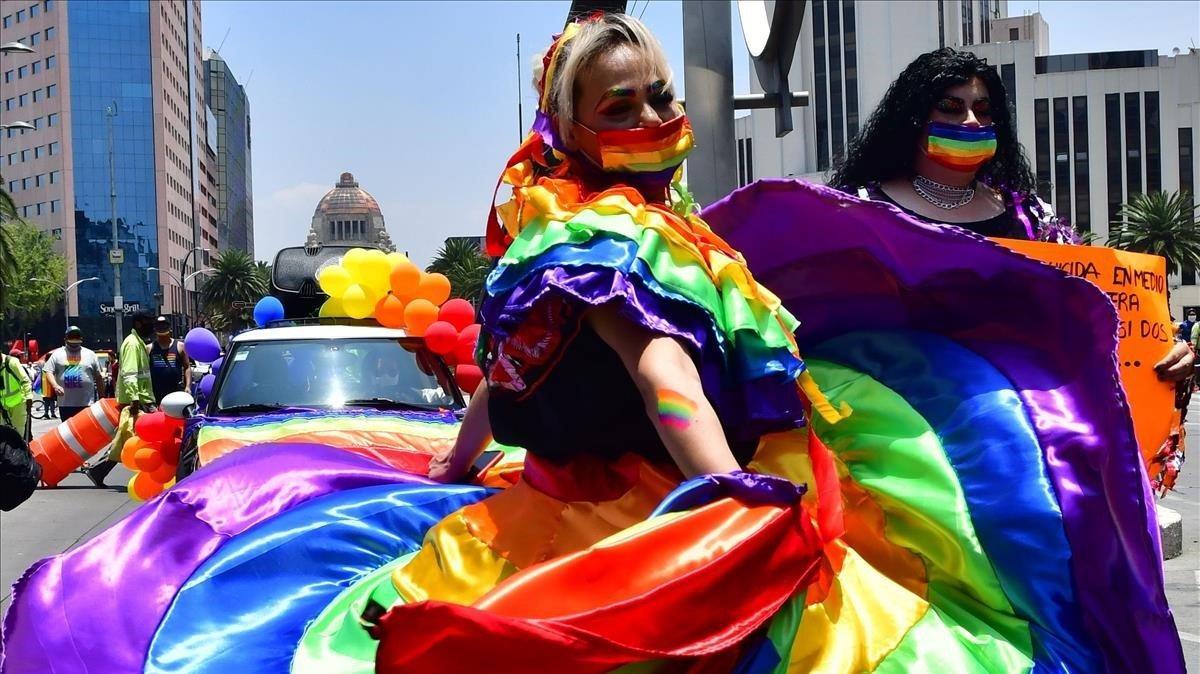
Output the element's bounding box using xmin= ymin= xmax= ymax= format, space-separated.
xmin=184 ymin=328 xmax=221 ymax=363
xmin=211 ymin=356 xmax=225 ymax=376
xmin=198 ymin=373 xmax=216 ymax=399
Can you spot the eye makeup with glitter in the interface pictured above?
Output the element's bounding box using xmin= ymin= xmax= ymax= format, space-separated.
xmin=934 ymin=96 xmax=992 ymax=117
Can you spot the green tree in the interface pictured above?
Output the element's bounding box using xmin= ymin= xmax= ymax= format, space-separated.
xmin=1 ymin=218 xmax=67 ymax=333
xmin=198 ymin=249 xmax=269 ymax=332
xmin=1108 ymin=191 xmax=1200 ymax=275
xmin=255 ymin=260 xmax=273 ymax=288
xmin=426 ymin=238 xmax=490 ymax=304
xmin=0 ymin=178 xmax=18 ymax=312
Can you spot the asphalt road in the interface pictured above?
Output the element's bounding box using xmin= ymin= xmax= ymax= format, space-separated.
xmin=1 ymin=410 xmax=1198 ymax=668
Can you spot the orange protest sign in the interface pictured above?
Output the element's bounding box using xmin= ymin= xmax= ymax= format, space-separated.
xmin=996 ymin=238 xmax=1174 ymax=463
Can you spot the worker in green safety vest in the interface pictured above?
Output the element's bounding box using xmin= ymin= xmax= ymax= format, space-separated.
xmin=1 ymin=347 xmax=34 ymax=440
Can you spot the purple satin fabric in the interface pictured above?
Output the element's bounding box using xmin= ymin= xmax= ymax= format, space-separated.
xmin=702 ymin=179 xmax=1182 ymax=673
xmin=0 ymin=443 xmax=427 ymax=674
xmin=652 ymin=471 xmax=808 ymax=516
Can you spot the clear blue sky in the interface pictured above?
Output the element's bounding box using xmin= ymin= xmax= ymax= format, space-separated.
xmin=200 ymin=0 xmax=1198 ymax=265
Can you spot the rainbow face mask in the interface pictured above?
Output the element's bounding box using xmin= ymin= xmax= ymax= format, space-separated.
xmin=924 ymin=122 xmax=997 ymax=172
xmin=571 ymin=114 xmax=695 ymax=174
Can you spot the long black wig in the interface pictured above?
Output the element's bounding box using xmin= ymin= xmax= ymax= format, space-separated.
xmin=829 ymin=48 xmax=1036 ymax=194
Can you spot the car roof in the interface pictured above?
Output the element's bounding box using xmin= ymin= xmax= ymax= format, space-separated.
xmin=231 ymin=325 xmax=408 ymax=343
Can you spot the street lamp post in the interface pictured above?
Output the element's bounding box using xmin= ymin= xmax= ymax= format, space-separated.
xmin=147 ymin=266 xmax=211 ymax=331
xmin=34 ymin=276 xmax=100 ymax=330
xmin=0 ymin=41 xmax=36 ymax=55
xmin=105 ymin=102 xmax=123 ymax=349
xmin=180 ymin=246 xmax=209 ymax=320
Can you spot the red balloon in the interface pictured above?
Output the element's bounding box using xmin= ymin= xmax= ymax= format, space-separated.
xmin=149 ymin=462 xmax=176 ymax=484
xmin=440 ymin=349 xmax=459 ymax=367
xmin=134 ymin=412 xmax=174 ymax=444
xmin=455 ymin=364 xmax=483 ymax=394
xmin=424 ymin=321 xmax=458 ymax=356
xmin=454 ymin=324 xmax=481 ymax=364
xmin=438 ymin=299 xmax=475 ymax=331
xmin=160 ymin=437 xmax=181 ymax=465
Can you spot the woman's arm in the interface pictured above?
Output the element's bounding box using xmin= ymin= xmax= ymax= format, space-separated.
xmin=428 ymin=380 xmax=493 ymax=483
xmin=588 ymin=304 xmax=740 ymax=478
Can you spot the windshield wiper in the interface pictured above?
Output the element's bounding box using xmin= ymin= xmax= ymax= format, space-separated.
xmin=219 ymin=403 xmax=285 ymax=415
xmin=340 ymin=398 xmax=434 ymax=412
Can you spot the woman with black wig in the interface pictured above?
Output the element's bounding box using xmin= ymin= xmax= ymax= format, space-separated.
xmin=832 ymin=47 xmax=1194 ymax=382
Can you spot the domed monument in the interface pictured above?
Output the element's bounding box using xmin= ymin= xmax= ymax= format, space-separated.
xmin=305 ymin=172 xmax=395 ymax=251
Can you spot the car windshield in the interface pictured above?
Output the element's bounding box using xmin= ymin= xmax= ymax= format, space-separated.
xmin=214 ymin=338 xmax=456 ymax=413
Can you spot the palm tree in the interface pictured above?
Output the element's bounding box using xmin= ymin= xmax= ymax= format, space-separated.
xmin=1108 ymin=191 xmax=1200 ymax=275
xmin=0 ymin=176 xmax=19 ymax=312
xmin=199 ymin=249 xmax=269 ymax=332
xmin=427 ymin=238 xmax=490 ymax=304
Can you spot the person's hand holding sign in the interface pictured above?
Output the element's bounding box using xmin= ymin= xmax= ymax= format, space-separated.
xmin=1154 ymin=342 xmax=1194 ymax=382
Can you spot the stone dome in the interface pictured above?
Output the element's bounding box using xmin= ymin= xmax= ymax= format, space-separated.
xmin=306 ymin=172 xmax=395 ymax=252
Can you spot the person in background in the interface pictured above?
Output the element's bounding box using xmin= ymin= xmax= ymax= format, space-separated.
xmin=86 ymin=313 xmax=156 ymax=487
xmin=830 ymin=47 xmax=1194 ymax=384
xmin=1177 ymin=310 xmax=1197 ymax=342
xmin=43 ymin=326 xmax=104 ymax=423
xmin=149 ymin=316 xmax=191 ymax=404
xmin=38 ymin=352 xmax=58 ymax=420
xmin=0 ymin=348 xmax=34 ymax=440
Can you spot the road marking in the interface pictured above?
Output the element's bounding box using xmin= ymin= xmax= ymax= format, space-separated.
xmin=1181 ymin=631 xmax=1200 ymax=644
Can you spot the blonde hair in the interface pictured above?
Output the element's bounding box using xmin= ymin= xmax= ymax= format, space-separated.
xmin=532 ymin=14 xmax=675 ymax=140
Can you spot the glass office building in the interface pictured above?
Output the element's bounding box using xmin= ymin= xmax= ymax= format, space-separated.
xmin=204 ymin=50 xmax=254 ymax=257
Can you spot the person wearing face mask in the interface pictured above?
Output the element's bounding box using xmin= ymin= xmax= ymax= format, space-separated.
xmin=85 ymin=313 xmax=156 ymax=487
xmin=148 ymin=316 xmax=191 ymax=404
xmin=1181 ymin=310 xmax=1198 ymax=344
xmin=831 ymin=48 xmax=1194 ymax=385
xmin=42 ymin=326 xmax=103 ymax=423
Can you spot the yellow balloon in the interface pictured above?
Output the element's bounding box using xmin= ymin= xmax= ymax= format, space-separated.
xmin=385 ymin=252 xmax=411 ymax=268
xmin=341 ymin=248 xmax=371 ymax=278
xmin=317 ymin=265 xmax=351 ymax=296
xmin=342 ymin=284 xmax=374 ymax=319
xmin=359 ymin=249 xmax=392 ymax=292
xmin=319 ymin=297 xmax=347 ymax=317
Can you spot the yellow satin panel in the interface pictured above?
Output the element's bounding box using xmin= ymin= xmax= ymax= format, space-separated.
xmin=392 ymin=510 xmax=518 ymax=606
xmin=750 ymin=431 xmax=928 ymax=599
xmin=784 ymin=550 xmax=929 ymax=673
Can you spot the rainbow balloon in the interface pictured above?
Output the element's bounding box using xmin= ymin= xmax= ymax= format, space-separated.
xmin=0 ymin=181 xmax=1183 ymax=673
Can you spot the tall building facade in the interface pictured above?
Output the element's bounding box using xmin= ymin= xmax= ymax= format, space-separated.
xmin=736 ymin=1 xmax=1200 ymax=312
xmin=204 ymin=49 xmax=253 ymax=256
xmin=0 ymin=0 xmax=224 ymax=348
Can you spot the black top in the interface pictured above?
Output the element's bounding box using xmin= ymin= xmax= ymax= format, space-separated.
xmin=487 ymin=323 xmax=759 ymax=466
xmin=149 ymin=339 xmax=185 ymax=403
xmin=870 ymin=187 xmax=1029 ymax=239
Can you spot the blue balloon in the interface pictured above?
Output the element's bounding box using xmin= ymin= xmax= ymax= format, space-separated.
xmin=211 ymin=356 xmax=225 ymax=376
xmin=253 ymin=296 xmax=285 ymax=328
xmin=185 ymin=328 xmax=221 ymax=363
xmin=198 ymin=373 xmax=216 ymax=399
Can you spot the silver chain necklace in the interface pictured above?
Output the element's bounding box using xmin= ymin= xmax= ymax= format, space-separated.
xmin=912 ymin=175 xmax=975 ymax=209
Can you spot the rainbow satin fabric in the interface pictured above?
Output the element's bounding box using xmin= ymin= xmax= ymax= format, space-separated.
xmin=924 ymin=121 xmax=997 ymax=171
xmin=574 ymin=115 xmax=696 ymax=173
xmin=0 ymin=181 xmax=1183 ymax=673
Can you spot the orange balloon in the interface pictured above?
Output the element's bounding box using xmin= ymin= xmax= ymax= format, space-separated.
xmin=375 ymin=294 xmax=407 ymax=328
xmin=403 ymin=299 xmax=439 ymax=336
xmin=128 ymin=472 xmax=165 ymax=502
xmin=120 ymin=436 xmax=147 ymax=470
xmin=149 ymin=462 xmax=177 ymax=483
xmin=390 ymin=260 xmax=421 ymax=300
xmin=133 ymin=446 xmax=164 ymax=472
xmin=416 ymin=272 xmax=452 ymax=306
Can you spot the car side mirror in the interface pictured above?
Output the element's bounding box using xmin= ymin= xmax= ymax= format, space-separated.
xmin=161 ymin=391 xmax=197 ymax=419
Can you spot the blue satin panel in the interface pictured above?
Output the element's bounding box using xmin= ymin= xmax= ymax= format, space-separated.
xmin=145 ymin=484 xmax=490 ymax=674
xmin=811 ymin=331 xmax=1099 ymax=672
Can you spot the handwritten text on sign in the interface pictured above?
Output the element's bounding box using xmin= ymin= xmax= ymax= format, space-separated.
xmin=996 ymin=239 xmax=1173 ymax=462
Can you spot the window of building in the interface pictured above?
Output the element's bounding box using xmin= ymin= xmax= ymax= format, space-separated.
xmin=16 ymin=9 xmax=25 ymax=22
xmin=34 ymin=145 xmax=44 ymax=158
xmin=29 ymin=4 xmax=39 ymax=18
xmin=32 ymin=89 xmax=40 ymax=102
xmin=47 ymin=112 xmax=58 ymax=127
xmin=1144 ymin=92 xmax=1160 ymax=193
xmin=843 ymin=0 xmax=859 ymax=141
xmin=30 ymin=32 xmax=39 ymax=46
xmin=3 ymin=98 xmax=11 ymax=111
xmin=35 ymin=174 xmax=44 ymax=188
xmin=21 ymin=206 xmax=30 ymax=218
xmin=48 ymin=141 xmax=58 ymax=155
xmin=49 ymin=199 xmax=58 ymax=214
xmin=21 ymin=177 xmax=30 ymax=190
xmin=21 ymin=149 xmax=30 ymax=162
xmin=5 ymin=153 xmax=14 ymax=165
xmin=1009 ymin=27 xmax=1019 ymax=41
xmin=980 ymin=0 xmax=991 ymax=42
xmin=1034 ymin=98 xmax=1051 ymax=202
xmin=35 ymin=202 xmax=44 ymax=216
xmin=1070 ymin=96 xmax=1090 ymax=232
xmin=17 ymin=65 xmax=27 ymax=79
xmin=45 ymin=55 xmax=55 ymax=69
xmin=46 ymin=83 xmax=55 ymax=98
xmin=44 ymin=26 xmax=54 ymax=40
xmin=30 ymin=60 xmax=39 ymax=74
xmin=745 ymin=138 xmax=753 ymax=184
xmin=3 ymin=70 xmax=10 ymax=84
xmin=1105 ymin=94 xmax=1122 ymax=225
xmin=44 ymin=0 xmax=53 ymax=11
xmin=827 ymin=0 xmax=845 ymax=163
xmin=1181 ymin=127 xmax=1196 ymax=283
xmin=1124 ymin=92 xmax=1142 ymax=197
xmin=1000 ymin=63 xmax=1016 ymax=118
xmin=961 ymin=0 xmax=974 ymax=45
xmin=813 ymin=0 xmax=829 ymax=171
xmin=6 ymin=181 xmax=16 ymax=192
xmin=49 ymin=170 xmax=58 ymax=184
xmin=1 ymin=15 xmax=10 ymax=28
xmin=938 ymin=1 xmax=946 ymax=48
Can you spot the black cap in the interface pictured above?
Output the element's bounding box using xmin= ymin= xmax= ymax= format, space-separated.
xmin=155 ymin=316 xmax=170 ymax=327
xmin=65 ymin=325 xmax=82 ymax=337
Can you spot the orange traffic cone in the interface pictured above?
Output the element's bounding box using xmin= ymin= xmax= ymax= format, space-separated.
xmin=30 ymin=398 xmax=120 ymax=486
